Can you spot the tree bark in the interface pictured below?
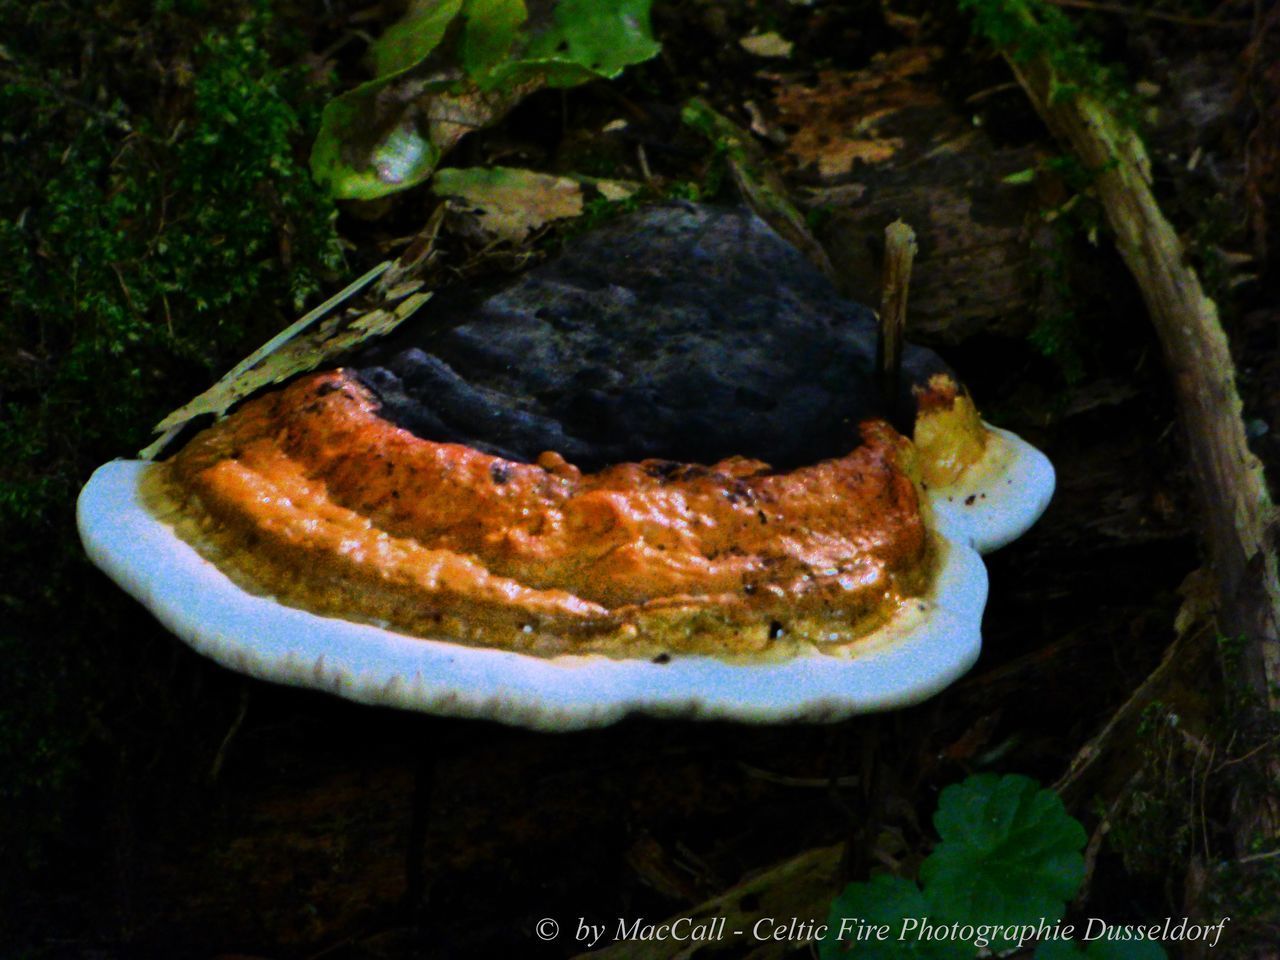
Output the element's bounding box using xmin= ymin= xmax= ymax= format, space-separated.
xmin=991 ymin=12 xmax=1280 ymax=944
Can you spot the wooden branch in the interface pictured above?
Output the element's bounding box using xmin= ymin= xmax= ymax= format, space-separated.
xmin=681 ymin=98 xmax=837 ymax=283
xmin=991 ymin=0 xmax=1280 ymax=892
xmin=1041 ymin=0 xmax=1252 ymax=28
xmin=878 ymin=221 xmax=917 ymax=409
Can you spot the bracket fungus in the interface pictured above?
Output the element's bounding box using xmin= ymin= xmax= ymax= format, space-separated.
xmin=78 ymin=203 xmax=1053 ymax=731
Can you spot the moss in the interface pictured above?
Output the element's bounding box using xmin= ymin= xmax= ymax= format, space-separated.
xmin=960 ymin=0 xmax=1138 ymax=123
xmin=962 ymin=2 xmax=1146 ymax=386
xmin=1106 ymin=704 xmax=1195 ymax=883
xmin=1028 ymin=213 xmax=1090 ymax=385
xmin=1207 ymin=837 xmax=1280 ymax=957
xmin=0 ymin=0 xmax=344 ymax=929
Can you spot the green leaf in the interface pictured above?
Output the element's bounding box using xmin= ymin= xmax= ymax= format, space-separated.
xmin=532 ymin=0 xmax=661 ymax=78
xmin=481 ymin=0 xmax=660 ymax=90
xmin=476 ymin=54 xmax=598 ymax=91
xmin=431 ymin=165 xmax=638 ymax=242
xmin=462 ymin=0 xmax=527 ymax=80
xmin=1002 ymin=167 xmax=1037 ymax=185
xmin=370 ymin=121 xmax=439 ymax=189
xmin=920 ymin=774 xmax=1087 ymax=948
xmin=371 ymin=0 xmax=465 ymax=78
xmin=310 ymin=78 xmax=447 ymax=199
xmin=822 ymin=875 xmax=971 ymax=960
xmin=310 ymin=0 xmax=660 ymax=199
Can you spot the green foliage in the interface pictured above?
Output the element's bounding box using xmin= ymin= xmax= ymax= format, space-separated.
xmin=1216 ymin=632 xmax=1247 ymax=667
xmin=1107 ymin=704 xmax=1195 ymax=878
xmin=311 ymin=0 xmax=660 ymax=200
xmin=822 ymin=775 xmax=1168 ymax=960
xmin=806 ymin=203 xmax=837 ymax=233
xmin=1028 ymin=308 xmax=1085 ymax=383
xmin=1015 ymin=155 xmax=1107 ymax=383
xmin=1028 ymin=220 xmax=1088 ymax=384
xmin=374 ymin=0 xmax=465 ymax=76
xmin=372 ymin=0 xmax=662 ymax=88
xmin=1 ymin=8 xmax=342 ymax=520
xmin=0 ymin=0 xmax=342 ymax=911
xmin=1207 ymin=835 xmax=1280 ymax=948
xmin=921 ymin=774 xmax=1087 ymax=938
xmin=525 ymin=0 xmax=661 ymax=79
xmin=462 ymin=0 xmax=527 ymax=80
xmin=958 ymin=0 xmax=1135 ymax=118
xmin=963 ymin=3 xmax=1144 ymax=385
xmin=170 ymin=25 xmax=344 ymax=314
xmin=821 ymin=876 xmax=969 ymax=960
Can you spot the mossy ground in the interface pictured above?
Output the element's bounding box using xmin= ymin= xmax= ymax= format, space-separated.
xmin=0 ymin=0 xmax=346 ymax=931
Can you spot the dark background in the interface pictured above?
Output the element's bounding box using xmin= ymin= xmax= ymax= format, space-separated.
xmin=2 ymin=0 xmax=1277 ymax=956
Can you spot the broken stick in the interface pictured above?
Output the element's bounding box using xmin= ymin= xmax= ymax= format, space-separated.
xmin=878 ymin=220 xmax=917 ymax=411
xmin=987 ymin=0 xmax=1280 ymax=932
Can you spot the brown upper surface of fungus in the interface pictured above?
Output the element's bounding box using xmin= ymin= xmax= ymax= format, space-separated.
xmin=147 ymin=370 xmax=934 ymax=657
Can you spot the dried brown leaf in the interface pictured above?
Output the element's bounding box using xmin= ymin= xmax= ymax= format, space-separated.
xmin=142 ymin=223 xmax=444 ymax=459
xmin=432 ymin=166 xmax=639 ymax=244
xmin=773 ymin=47 xmax=943 ymax=181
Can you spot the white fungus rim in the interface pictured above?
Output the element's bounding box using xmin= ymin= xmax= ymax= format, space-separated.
xmin=926 ymin=424 xmax=1056 ymax=555
xmin=78 ymin=459 xmax=993 ymax=731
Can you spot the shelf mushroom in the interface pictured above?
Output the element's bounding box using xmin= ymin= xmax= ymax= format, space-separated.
xmin=78 ymin=203 xmax=1054 ymax=731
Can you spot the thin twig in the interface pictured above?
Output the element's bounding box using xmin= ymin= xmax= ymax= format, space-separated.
xmin=636 ymin=142 xmax=653 ymax=182
xmin=737 ymin=761 xmax=860 ymax=789
xmin=211 ymin=259 xmax=392 ymax=389
xmin=964 ymin=81 xmax=1022 ymax=103
xmin=1074 ymin=792 xmax=1121 ymax=908
xmin=1201 ymin=741 xmax=1215 ymax=863
xmin=207 ymin=684 xmax=249 ymax=783
xmin=1238 ymin=847 xmax=1280 ymax=864
xmin=877 ymin=220 xmax=916 ymax=410
xmin=1043 ymin=0 xmax=1252 ymax=28
xmin=141 ymin=258 xmax=392 ymax=458
xmin=1214 ymin=730 xmax=1280 ymax=770
xmin=0 ymin=65 xmax=136 ymax=132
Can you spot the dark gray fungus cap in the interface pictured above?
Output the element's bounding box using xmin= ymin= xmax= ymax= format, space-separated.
xmin=354 ymin=202 xmax=951 ymax=471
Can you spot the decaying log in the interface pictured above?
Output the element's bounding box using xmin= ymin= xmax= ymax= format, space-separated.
xmin=766 ymin=46 xmax=1042 ymax=343
xmin=992 ymin=13 xmax=1280 ymax=873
